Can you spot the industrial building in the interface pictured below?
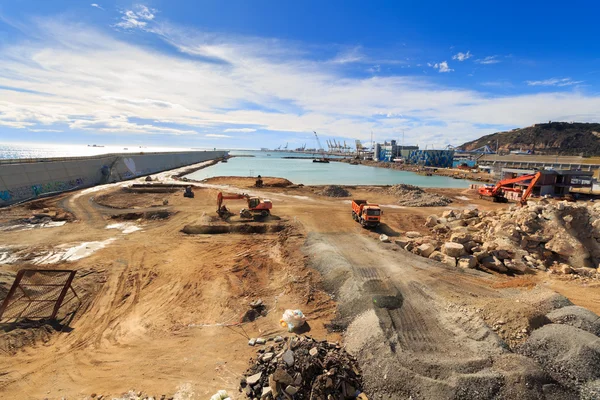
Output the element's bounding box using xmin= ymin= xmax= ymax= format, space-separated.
xmin=500 ymin=168 xmax=593 ymax=197
xmin=374 ymin=140 xmax=419 ymax=161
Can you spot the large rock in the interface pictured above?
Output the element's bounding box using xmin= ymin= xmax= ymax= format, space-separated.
xmin=442 ymin=210 xmax=456 ymax=219
xmin=519 ymin=324 xmax=600 ymax=390
xmin=457 ymin=255 xmax=477 ymax=269
xmin=432 ymin=223 xmax=450 ymax=234
xmin=449 ymin=232 xmax=473 ymax=244
xmin=502 ymin=259 xmax=528 ymax=273
xmin=406 ymin=231 xmax=422 ymax=238
xmin=448 ymin=220 xmax=467 ymax=229
xmin=424 ymin=215 xmax=438 ymax=228
xmin=417 ymin=243 xmax=436 ymax=258
xmin=546 ymin=306 xmax=600 ymax=336
xmin=441 ymin=242 xmax=466 ymax=258
xmin=480 ymin=256 xmax=508 ymax=273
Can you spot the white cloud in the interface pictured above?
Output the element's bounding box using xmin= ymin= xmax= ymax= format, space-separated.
xmin=432 ymin=61 xmax=453 ymax=73
xmin=452 ymin=51 xmax=472 ymax=62
xmin=206 ymin=134 xmax=231 ymax=138
xmin=475 ymin=56 xmax=500 ymax=65
xmin=90 ymin=4 xmax=104 ymax=10
xmin=0 ymin=14 xmax=599 ymax=148
xmin=526 ymin=77 xmax=583 ymax=87
xmin=115 ymin=4 xmax=155 ymax=30
xmin=223 ymin=128 xmax=256 ymax=133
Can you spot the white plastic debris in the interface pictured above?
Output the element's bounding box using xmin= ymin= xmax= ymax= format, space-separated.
xmin=280 ymin=309 xmax=306 ymax=332
xmin=209 ymin=390 xmax=230 ymax=400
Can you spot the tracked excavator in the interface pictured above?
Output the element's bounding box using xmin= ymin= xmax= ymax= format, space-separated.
xmin=478 ymin=171 xmax=542 ymax=205
xmin=216 ymin=192 xmax=272 ymax=219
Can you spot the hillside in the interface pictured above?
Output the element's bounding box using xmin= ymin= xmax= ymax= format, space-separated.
xmin=460 ymin=122 xmax=600 ymax=156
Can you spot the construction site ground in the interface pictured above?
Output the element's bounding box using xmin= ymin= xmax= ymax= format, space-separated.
xmin=1 ymin=171 xmax=600 ymax=399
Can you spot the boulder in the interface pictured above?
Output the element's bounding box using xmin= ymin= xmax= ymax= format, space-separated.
xmin=441 ymin=242 xmax=466 ymax=258
xmin=449 ymin=232 xmax=473 ymax=244
xmin=432 ymin=224 xmax=450 ymax=234
xmin=448 ymin=220 xmax=467 ymax=228
xmin=442 ymin=210 xmax=456 ymax=219
xmin=503 ymin=259 xmax=528 ymax=273
xmin=428 ymin=251 xmax=445 ymax=262
xmin=406 ymin=231 xmax=422 ymax=239
xmin=463 ymin=240 xmax=479 ymax=253
xmin=457 ymin=255 xmax=477 ymax=269
xmin=417 ymin=243 xmax=436 ymax=258
xmin=424 ymin=215 xmax=438 ymax=228
xmin=395 ymin=237 xmax=411 ymax=248
xmin=493 ymin=249 xmax=513 ymax=260
xmin=480 ymin=256 xmax=508 ymax=273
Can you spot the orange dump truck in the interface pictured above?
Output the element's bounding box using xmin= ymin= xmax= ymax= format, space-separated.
xmin=351 ymin=199 xmax=382 ymax=228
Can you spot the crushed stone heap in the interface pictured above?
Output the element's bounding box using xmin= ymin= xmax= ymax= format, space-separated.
xmin=317 ymin=185 xmax=351 ymax=197
xmin=386 ymin=184 xmax=452 ymax=207
xmin=240 ymin=335 xmax=364 ymax=399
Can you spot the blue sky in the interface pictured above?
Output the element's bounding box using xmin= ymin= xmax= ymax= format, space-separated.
xmin=0 ymin=0 xmax=599 ymax=150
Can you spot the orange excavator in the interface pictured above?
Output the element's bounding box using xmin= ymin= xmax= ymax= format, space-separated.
xmin=216 ymin=192 xmax=272 ymax=219
xmin=478 ymin=171 xmax=542 ymax=205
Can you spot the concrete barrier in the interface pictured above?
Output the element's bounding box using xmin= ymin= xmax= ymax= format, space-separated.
xmin=0 ymin=150 xmax=227 ymax=206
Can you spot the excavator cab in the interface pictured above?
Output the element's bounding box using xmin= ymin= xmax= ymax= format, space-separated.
xmin=248 ymin=197 xmax=260 ymax=208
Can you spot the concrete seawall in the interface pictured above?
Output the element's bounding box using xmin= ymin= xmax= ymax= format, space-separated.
xmin=0 ymin=150 xmax=227 ymax=206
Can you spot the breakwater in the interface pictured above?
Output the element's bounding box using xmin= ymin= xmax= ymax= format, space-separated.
xmin=0 ymin=150 xmax=227 ymax=206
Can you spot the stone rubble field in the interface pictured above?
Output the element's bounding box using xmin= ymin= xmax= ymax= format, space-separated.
xmin=394 ymin=199 xmax=600 ymax=278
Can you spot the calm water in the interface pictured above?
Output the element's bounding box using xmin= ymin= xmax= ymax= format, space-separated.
xmin=0 ymin=142 xmax=216 ymax=160
xmin=186 ymin=151 xmax=475 ymax=188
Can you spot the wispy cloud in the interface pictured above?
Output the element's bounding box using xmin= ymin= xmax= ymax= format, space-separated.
xmin=90 ymin=3 xmax=104 ymax=11
xmin=526 ymin=77 xmax=583 ymax=87
xmin=475 ymin=55 xmax=500 ymax=65
xmin=0 ymin=10 xmax=599 ymax=148
xmin=223 ymin=128 xmax=256 ymax=133
xmin=114 ymin=4 xmax=156 ymax=29
xmin=431 ymin=61 xmax=453 ymax=73
xmin=452 ymin=51 xmax=472 ymax=62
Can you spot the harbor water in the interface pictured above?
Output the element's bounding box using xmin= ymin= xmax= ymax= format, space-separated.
xmin=186 ymin=151 xmax=475 ymax=187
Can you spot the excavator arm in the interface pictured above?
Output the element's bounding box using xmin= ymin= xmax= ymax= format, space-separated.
xmin=491 ymin=172 xmax=540 ymax=196
xmin=217 ymin=192 xmax=249 ymax=213
xmin=519 ymin=172 xmax=542 ymax=205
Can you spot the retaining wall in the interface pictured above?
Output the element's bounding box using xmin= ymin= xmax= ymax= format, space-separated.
xmin=0 ymin=150 xmax=227 ymax=206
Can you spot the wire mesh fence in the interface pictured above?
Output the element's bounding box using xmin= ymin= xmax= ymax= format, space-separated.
xmin=0 ymin=269 xmax=79 ymax=324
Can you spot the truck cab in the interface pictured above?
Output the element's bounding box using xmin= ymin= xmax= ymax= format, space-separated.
xmin=352 ymin=199 xmax=382 ymax=228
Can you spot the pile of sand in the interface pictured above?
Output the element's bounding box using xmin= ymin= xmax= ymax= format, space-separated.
xmin=387 ymin=184 xmax=452 ymax=207
xmin=317 ymin=185 xmax=351 ymax=197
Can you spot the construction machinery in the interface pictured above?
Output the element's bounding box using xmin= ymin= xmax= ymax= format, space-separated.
xmin=217 ymin=192 xmax=272 ymax=219
xmin=478 ymin=171 xmax=542 ymax=205
xmin=312 ymin=131 xmax=330 ymax=163
xmin=351 ymin=199 xmax=382 ymax=228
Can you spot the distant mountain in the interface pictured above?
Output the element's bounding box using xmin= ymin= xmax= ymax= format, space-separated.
xmin=459 ymin=122 xmax=600 ymax=156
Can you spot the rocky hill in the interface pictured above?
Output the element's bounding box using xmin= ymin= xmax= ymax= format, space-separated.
xmin=460 ymin=122 xmax=600 ymax=156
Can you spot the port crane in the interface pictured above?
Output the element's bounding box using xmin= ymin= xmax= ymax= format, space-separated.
xmin=478 ymin=172 xmax=542 ymax=205
xmin=313 ymin=131 xmax=329 ymax=163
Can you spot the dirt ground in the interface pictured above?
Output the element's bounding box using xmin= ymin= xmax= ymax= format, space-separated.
xmin=1 ymin=173 xmax=599 ymax=399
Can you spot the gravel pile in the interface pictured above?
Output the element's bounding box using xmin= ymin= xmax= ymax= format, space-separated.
xmin=317 ymin=185 xmax=351 ymax=197
xmin=546 ymin=305 xmax=600 ymax=336
xmin=518 ymin=323 xmax=600 ymax=390
xmin=386 ymin=184 xmax=452 ymax=207
xmin=240 ymin=335 xmax=364 ymax=398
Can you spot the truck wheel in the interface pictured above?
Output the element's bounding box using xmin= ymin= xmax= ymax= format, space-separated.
xmin=261 ymin=210 xmax=269 ymax=217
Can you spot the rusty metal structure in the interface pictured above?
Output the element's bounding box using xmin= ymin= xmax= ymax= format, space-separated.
xmin=0 ymin=269 xmax=80 ymax=324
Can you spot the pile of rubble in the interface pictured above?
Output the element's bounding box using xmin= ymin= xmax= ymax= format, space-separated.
xmin=317 ymin=185 xmax=351 ymax=198
xmin=395 ymin=200 xmax=600 ymax=277
xmin=386 ymin=184 xmax=452 ymax=207
xmin=241 ymin=335 xmax=364 ymax=399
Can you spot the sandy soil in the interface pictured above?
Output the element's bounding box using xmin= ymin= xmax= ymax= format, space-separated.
xmin=1 ymin=172 xmax=599 ymax=399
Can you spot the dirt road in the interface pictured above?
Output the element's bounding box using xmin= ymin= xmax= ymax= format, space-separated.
xmin=1 ymin=174 xmax=598 ymax=399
